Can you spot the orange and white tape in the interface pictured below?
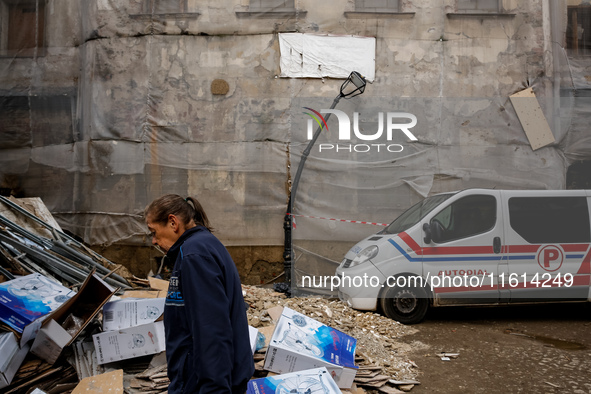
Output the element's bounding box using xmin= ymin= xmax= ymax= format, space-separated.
xmin=288 ymin=213 xmax=388 ymax=226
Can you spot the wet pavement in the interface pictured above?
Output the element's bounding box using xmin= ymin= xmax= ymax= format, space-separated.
xmin=398 ymin=302 xmax=591 ymax=393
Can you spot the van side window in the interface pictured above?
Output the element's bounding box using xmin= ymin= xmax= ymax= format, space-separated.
xmin=509 ymin=197 xmax=590 ymax=243
xmin=431 ymin=195 xmax=496 ymax=243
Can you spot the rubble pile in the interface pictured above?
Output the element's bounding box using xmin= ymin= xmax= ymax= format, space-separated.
xmin=0 ymin=196 xmax=422 ymax=393
xmin=0 ymin=195 xmax=132 ymax=290
xmin=1 ymin=358 xmax=78 ymax=394
xmin=243 ymin=285 xmax=421 ymax=392
xmin=129 ymin=363 xmax=170 ymax=392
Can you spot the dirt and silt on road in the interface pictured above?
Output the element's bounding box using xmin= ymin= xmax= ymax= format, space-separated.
xmin=244 ymin=286 xmax=591 ymax=393
xmin=400 ymin=303 xmax=591 ymax=393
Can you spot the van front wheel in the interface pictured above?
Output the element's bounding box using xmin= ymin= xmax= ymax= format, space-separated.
xmin=380 ymin=283 xmax=429 ymax=324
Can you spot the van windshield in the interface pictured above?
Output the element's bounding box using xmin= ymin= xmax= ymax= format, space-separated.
xmin=382 ymin=193 xmax=454 ymax=235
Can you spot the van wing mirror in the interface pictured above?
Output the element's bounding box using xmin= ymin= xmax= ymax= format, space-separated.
xmin=430 ymin=219 xmax=444 ymax=243
xmin=424 ymin=220 xmax=444 ymax=244
xmin=422 ymin=223 xmax=431 ymax=244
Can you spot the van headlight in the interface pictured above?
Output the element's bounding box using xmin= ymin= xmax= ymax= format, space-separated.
xmin=349 ymin=245 xmax=379 ymax=268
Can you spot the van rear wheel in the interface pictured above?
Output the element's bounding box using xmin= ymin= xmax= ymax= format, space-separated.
xmin=380 ymin=283 xmax=429 ymax=324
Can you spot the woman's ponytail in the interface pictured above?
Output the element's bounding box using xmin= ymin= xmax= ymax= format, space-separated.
xmin=145 ymin=194 xmax=213 ymax=232
xmin=185 ymin=196 xmax=213 ymax=231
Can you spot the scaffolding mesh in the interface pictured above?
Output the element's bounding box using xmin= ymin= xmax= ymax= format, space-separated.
xmin=0 ymin=1 xmax=590 ymax=290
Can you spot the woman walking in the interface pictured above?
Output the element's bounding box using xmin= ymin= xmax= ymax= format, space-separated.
xmin=145 ymin=194 xmax=254 ymax=393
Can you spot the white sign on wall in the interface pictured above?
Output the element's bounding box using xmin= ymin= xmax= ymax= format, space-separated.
xmin=279 ymin=33 xmax=376 ymax=82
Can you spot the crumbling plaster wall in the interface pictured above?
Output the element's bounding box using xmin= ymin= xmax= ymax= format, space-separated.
xmin=1 ymin=0 xmax=585 ymax=277
xmin=0 ymin=1 xmax=81 ymax=94
xmin=0 ymin=1 xmax=82 ymax=208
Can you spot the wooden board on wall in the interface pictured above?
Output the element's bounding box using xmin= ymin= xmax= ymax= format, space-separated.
xmin=510 ymin=87 xmax=556 ymax=151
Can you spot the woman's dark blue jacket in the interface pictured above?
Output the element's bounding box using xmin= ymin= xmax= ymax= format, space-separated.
xmin=163 ymin=225 xmax=254 ymax=393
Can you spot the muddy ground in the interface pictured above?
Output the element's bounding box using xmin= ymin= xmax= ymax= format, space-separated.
xmin=397 ymin=302 xmax=591 ymax=393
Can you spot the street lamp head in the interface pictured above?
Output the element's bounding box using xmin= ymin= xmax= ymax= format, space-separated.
xmin=340 ymin=71 xmax=367 ymax=99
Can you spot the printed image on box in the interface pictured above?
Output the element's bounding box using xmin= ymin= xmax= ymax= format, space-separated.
xmin=102 ymin=298 xmax=165 ymax=331
xmin=273 ymin=307 xmax=356 ymax=367
xmin=247 ymin=367 xmax=341 ymax=394
xmin=264 ymin=307 xmax=357 ymax=388
xmin=93 ymin=321 xmax=165 ymax=364
xmin=0 ymin=274 xmax=74 ymax=333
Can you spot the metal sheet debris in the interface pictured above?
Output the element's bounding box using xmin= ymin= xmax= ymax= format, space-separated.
xmin=0 ymin=196 xmax=132 ymax=290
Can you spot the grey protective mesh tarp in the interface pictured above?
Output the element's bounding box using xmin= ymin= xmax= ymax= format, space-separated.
xmin=1 ymin=1 xmax=591 ymax=291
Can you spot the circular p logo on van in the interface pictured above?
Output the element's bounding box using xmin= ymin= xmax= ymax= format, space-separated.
xmin=536 ymin=245 xmax=564 ymax=272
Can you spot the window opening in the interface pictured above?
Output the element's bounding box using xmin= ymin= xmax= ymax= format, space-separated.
xmin=1 ymin=0 xmax=46 ymax=57
xmin=354 ymin=0 xmax=399 ymax=13
xmin=456 ymin=0 xmax=500 ymax=13
xmin=430 ymin=195 xmax=497 ymax=243
xmin=143 ymin=0 xmax=188 ymax=14
xmin=249 ymin=0 xmax=295 ymax=12
xmin=567 ymin=4 xmax=591 ymax=56
xmin=382 ymin=193 xmax=454 ymax=235
xmin=509 ymin=197 xmax=591 ymax=244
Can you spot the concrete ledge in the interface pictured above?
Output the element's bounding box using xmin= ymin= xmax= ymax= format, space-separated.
xmin=129 ymin=12 xmax=201 ymax=20
xmin=446 ymin=12 xmax=516 ymax=18
xmin=235 ymin=10 xmax=307 ymax=18
xmin=344 ymin=11 xmax=415 ymax=18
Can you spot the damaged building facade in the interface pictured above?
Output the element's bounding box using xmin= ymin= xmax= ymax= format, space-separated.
xmin=0 ymin=0 xmax=590 ymax=286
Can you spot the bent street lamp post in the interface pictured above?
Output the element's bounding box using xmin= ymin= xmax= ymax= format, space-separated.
xmin=279 ymin=71 xmax=367 ymax=294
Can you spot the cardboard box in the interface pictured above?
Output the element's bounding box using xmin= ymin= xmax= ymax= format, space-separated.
xmin=30 ymin=319 xmax=73 ymax=364
xmin=119 ymin=290 xmax=165 ymax=299
xmin=246 ymin=367 xmax=341 ymax=394
xmin=92 ymin=321 xmax=166 ymax=365
xmin=148 ymin=277 xmax=169 ymax=292
xmin=117 ymin=277 xmax=168 ymax=299
xmin=102 ymin=298 xmax=165 ymax=331
xmin=30 ymin=272 xmax=117 ymax=363
xmin=0 ymin=331 xmax=31 ymax=388
xmin=0 ymin=273 xmax=75 ymax=344
xmin=263 ymin=307 xmax=357 ymax=389
xmin=248 ymin=325 xmax=258 ymax=354
xmin=257 ymin=324 xmax=276 ymax=350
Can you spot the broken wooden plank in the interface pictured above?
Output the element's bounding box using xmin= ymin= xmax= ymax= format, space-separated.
xmin=355 ymin=374 xmax=390 ymax=386
xmin=150 ymin=371 xmax=168 ymax=380
xmin=355 ymin=370 xmax=381 ymax=378
xmin=71 ymin=369 xmax=123 ymax=394
xmin=130 ymin=378 xmax=143 ymax=389
xmin=509 ymin=87 xmax=555 ymax=150
xmin=135 ymin=364 xmax=168 ymax=379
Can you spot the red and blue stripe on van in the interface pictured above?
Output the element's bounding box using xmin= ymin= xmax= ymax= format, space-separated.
xmin=387 ymin=232 xmax=591 ymax=293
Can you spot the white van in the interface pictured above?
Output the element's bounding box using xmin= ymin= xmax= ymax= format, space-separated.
xmin=335 ymin=189 xmax=591 ymax=324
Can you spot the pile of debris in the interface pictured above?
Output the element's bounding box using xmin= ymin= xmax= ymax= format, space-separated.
xmin=1 ymin=279 xmax=422 ymax=394
xmin=243 ymin=285 xmax=421 ymax=393
xmin=0 ymin=196 xmax=422 ymax=393
xmin=0 ymin=195 xmax=131 ymax=290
